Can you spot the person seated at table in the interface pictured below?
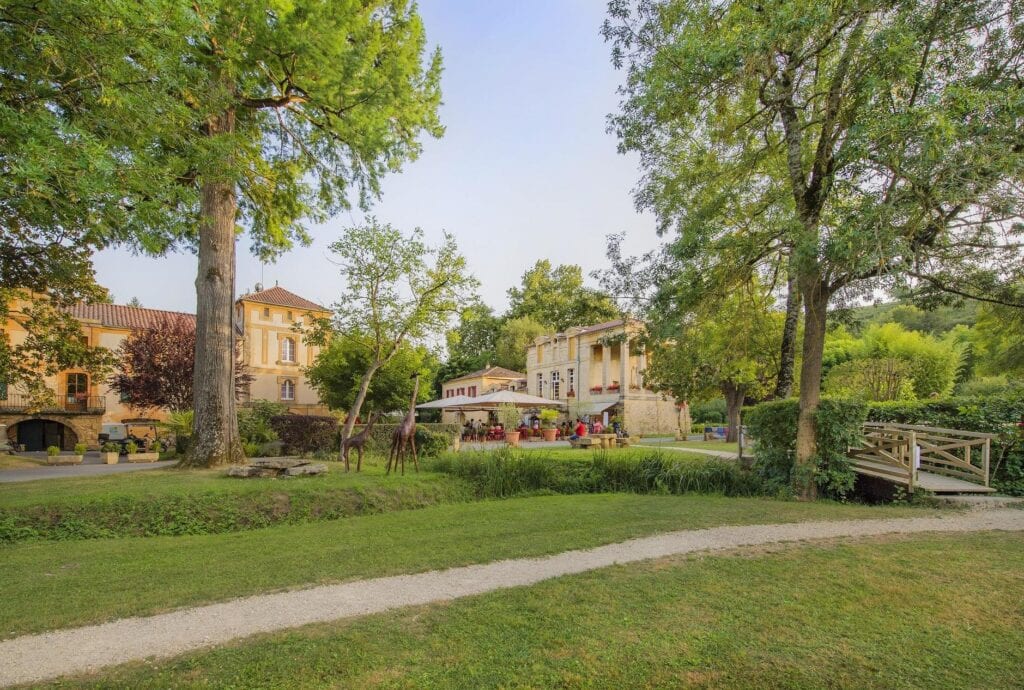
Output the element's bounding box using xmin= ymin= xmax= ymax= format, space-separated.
xmin=569 ymin=419 xmax=588 ymax=441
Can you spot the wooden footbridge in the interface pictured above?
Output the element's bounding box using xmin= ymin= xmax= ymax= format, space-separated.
xmin=849 ymin=423 xmax=996 ymax=494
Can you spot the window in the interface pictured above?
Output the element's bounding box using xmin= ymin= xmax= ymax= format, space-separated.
xmin=551 ymin=371 xmax=560 ymax=399
xmin=286 ymin=310 xmax=293 ymax=321
xmin=468 ymin=386 xmax=477 ymax=397
xmin=567 ymin=368 xmax=575 ymax=394
xmin=457 ymin=387 xmax=465 ymax=396
xmin=281 ymin=337 xmax=296 ymax=363
xmin=263 ymin=307 xmax=270 ymax=318
xmin=536 ymin=372 xmax=544 ymax=397
xmin=66 ymin=373 xmax=88 ymax=400
xmin=280 ymin=379 xmax=295 ymax=401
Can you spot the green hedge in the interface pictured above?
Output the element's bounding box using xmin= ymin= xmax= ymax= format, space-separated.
xmin=428 ymin=448 xmax=764 ymax=498
xmin=346 ymin=423 xmax=460 ymax=456
xmin=744 ymin=399 xmax=867 ymax=499
xmin=867 ymin=391 xmax=1024 ymax=495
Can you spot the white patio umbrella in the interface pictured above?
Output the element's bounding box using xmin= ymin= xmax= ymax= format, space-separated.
xmin=415 ymin=395 xmax=476 ymax=409
xmin=445 ymin=390 xmax=566 ymax=410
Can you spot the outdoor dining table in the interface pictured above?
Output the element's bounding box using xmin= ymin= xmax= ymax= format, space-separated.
xmin=592 ymin=433 xmax=618 ymax=449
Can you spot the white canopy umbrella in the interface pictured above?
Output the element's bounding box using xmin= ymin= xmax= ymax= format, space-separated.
xmin=416 ymin=395 xmax=476 ymax=409
xmin=446 ymin=390 xmax=566 ymax=410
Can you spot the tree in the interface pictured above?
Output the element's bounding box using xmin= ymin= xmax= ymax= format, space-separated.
xmin=109 ymin=316 xmax=251 ymax=413
xmin=494 ymin=316 xmax=549 ymax=373
xmin=970 ymin=286 xmax=1024 ymax=378
xmin=645 ymin=285 xmax=783 ymax=442
xmin=308 ymin=335 xmax=438 ymax=415
xmin=606 ymin=0 xmax=1024 ymax=497
xmin=436 ymin=303 xmax=504 ymax=390
xmin=507 ymin=260 xmax=620 ymax=331
xmin=1 ymin=1 xmax=191 ymax=397
xmin=312 ymin=220 xmax=476 ymax=462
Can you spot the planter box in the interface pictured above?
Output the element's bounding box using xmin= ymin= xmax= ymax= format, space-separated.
xmin=126 ymin=452 xmax=160 ymax=463
xmin=101 ymin=452 xmax=120 ymax=465
xmin=47 ymin=454 xmax=83 ymax=466
xmin=541 ymin=428 xmax=557 ymax=442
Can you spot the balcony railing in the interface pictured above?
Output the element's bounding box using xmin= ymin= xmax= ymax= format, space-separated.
xmin=0 ymin=394 xmax=106 ymax=415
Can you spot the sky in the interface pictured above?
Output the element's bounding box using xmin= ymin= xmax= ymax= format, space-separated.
xmin=92 ymin=0 xmax=664 ymax=314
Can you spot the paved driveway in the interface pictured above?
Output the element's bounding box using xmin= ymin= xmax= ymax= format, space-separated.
xmin=0 ymin=456 xmax=176 ymax=484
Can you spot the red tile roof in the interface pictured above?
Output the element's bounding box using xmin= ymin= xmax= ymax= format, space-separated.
xmin=577 ymin=319 xmax=625 ymax=334
xmin=70 ymin=304 xmax=195 ymax=331
xmin=445 ymin=366 xmax=527 ymax=384
xmin=237 ymin=286 xmax=326 ymax=312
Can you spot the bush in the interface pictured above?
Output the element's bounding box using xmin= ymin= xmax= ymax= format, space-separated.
xmin=428 ymin=448 xmax=764 ymax=499
xmin=270 ymin=415 xmax=338 ymax=455
xmin=238 ymin=401 xmax=287 ymax=444
xmin=690 ymin=423 xmax=705 ymax=434
xmin=150 ymin=440 xmax=163 ymax=454
xmin=73 ymin=443 xmax=87 ymax=455
xmin=744 ymin=398 xmax=867 ymax=499
xmin=691 ymin=398 xmax=727 ymax=424
xmin=413 ymin=427 xmax=453 ymax=458
xmin=46 ymin=446 xmax=59 ymax=456
xmin=346 ymin=423 xmax=461 ymax=455
xmin=101 ymin=442 xmax=121 ymax=453
xmin=125 ymin=441 xmax=138 ymax=454
xmin=868 ymin=391 xmax=1024 ymax=495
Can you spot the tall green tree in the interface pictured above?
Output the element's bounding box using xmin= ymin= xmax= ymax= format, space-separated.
xmin=310 ymin=220 xmax=476 ymax=463
xmin=507 ymin=260 xmax=620 ymax=332
xmin=606 ymin=0 xmax=1024 ymax=497
xmin=494 ymin=316 xmax=549 ymax=373
xmin=307 ymin=335 xmax=437 ymax=415
xmin=646 ymin=284 xmax=783 ymax=441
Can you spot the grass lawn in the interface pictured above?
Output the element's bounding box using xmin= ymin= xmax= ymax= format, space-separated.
xmin=0 ymin=493 xmax=944 ymax=637
xmin=53 ymin=532 xmax=1024 ymax=689
xmin=496 ymin=446 xmax=714 ymax=461
xmin=0 ymin=453 xmax=46 ymax=470
xmin=0 ymin=457 xmax=445 ymax=509
xmin=642 ymin=439 xmax=741 ymax=453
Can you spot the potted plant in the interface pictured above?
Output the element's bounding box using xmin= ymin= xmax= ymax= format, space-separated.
xmin=539 ymin=409 xmax=559 ymax=441
xmin=497 ymin=403 xmax=522 ymax=447
xmin=100 ymin=442 xmax=121 ymax=465
xmin=125 ymin=440 xmax=159 ymax=463
xmin=70 ymin=442 xmax=87 ymax=464
xmin=45 ymin=445 xmax=61 ymax=465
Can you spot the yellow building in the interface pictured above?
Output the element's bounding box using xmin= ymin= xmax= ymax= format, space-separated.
xmin=438 ymin=365 xmax=527 ymax=425
xmin=235 ymin=285 xmax=330 ymax=414
xmin=1 ymin=285 xmax=329 ymax=450
xmin=525 ymin=319 xmax=689 ymax=435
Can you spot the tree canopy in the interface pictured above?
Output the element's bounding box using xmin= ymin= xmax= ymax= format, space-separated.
xmin=507 ymin=260 xmax=620 ymax=332
xmin=605 ymin=0 xmax=1024 ymax=497
xmin=312 ymin=219 xmax=477 ymax=455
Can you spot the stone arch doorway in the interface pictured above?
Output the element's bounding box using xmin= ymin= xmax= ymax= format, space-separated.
xmin=10 ymin=419 xmax=79 ymax=452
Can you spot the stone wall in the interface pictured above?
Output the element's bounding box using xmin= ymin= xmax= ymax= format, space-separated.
xmin=0 ymin=413 xmax=104 ymax=451
xmin=622 ymin=397 xmax=688 ymax=436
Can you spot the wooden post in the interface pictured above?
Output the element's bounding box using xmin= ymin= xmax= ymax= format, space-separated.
xmin=982 ymin=439 xmax=990 ymax=487
xmin=907 ymin=430 xmax=916 ymax=494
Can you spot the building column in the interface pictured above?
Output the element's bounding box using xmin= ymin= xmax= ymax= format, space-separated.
xmin=620 ymin=337 xmax=629 ymax=391
xmin=602 ymin=344 xmax=611 ymax=388
xmin=638 ymin=349 xmax=647 ymax=390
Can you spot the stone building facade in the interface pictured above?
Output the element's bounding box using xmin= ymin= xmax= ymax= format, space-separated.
xmin=525 ymin=319 xmax=689 ymax=436
xmin=438 ymin=366 xmax=527 ymax=425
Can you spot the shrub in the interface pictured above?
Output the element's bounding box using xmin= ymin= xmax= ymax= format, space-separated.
xmin=73 ymin=443 xmax=87 ymax=455
xmin=238 ymin=401 xmax=287 ymax=444
xmin=428 ymin=448 xmax=763 ymax=498
xmin=46 ymin=446 xmax=60 ymax=457
xmin=101 ymin=442 xmax=121 ymax=453
xmin=690 ymin=423 xmax=705 ymax=434
xmin=539 ymin=408 xmax=559 ymax=427
xmin=150 ymin=440 xmax=163 ymax=454
xmin=823 ymin=357 xmax=916 ymax=401
xmin=270 ymin=415 xmax=338 ymax=455
xmin=744 ymin=398 xmax=867 ymax=499
xmin=691 ymin=398 xmax=727 ymax=424
xmin=413 ymin=427 xmax=453 ymax=458
xmin=125 ymin=441 xmax=138 ymax=454
xmin=346 ymin=423 xmax=461 ymax=455
xmin=868 ymin=390 xmax=1024 ymax=495
xmin=243 ymin=441 xmax=262 ymax=458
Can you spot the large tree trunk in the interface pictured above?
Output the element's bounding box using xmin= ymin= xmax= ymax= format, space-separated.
xmin=185 ymin=109 xmax=244 ymax=468
xmin=339 ymin=362 xmax=381 ymax=469
xmin=721 ymin=381 xmax=745 ymax=443
xmin=793 ymin=278 xmax=829 ymax=499
xmin=773 ymin=270 xmax=801 ymax=399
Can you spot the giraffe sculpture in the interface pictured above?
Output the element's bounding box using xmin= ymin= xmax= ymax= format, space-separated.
xmin=341 ymin=411 xmax=381 ymax=473
xmin=387 ymin=372 xmax=420 ymax=475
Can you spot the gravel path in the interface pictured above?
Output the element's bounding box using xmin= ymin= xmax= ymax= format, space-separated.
xmin=2 ymin=509 xmax=1022 ymax=687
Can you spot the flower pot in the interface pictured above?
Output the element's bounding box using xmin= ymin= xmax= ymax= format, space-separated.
xmin=101 ymin=452 xmax=120 ymax=465
xmin=126 ymin=452 xmax=160 ymax=463
xmin=505 ymin=431 xmax=520 ymax=447
xmin=542 ymin=428 xmax=557 ymax=442
xmin=46 ymin=454 xmax=82 ymax=466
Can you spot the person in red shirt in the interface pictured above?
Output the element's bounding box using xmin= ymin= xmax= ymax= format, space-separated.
xmin=571 ymin=419 xmax=587 ymax=440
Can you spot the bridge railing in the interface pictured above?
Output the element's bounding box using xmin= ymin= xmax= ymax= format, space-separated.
xmin=855 ymin=422 xmax=993 ymax=490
